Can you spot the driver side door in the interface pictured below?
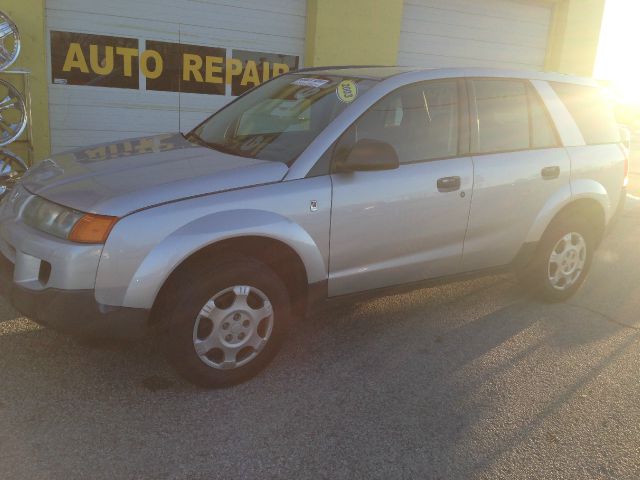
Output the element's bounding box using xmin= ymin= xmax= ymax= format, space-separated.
xmin=328 ymin=79 xmax=473 ymax=296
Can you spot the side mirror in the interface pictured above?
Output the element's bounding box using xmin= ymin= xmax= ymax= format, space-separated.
xmin=336 ymin=139 xmax=399 ymax=173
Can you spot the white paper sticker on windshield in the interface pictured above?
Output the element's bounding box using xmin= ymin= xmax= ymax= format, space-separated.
xmin=292 ymin=78 xmax=330 ymax=88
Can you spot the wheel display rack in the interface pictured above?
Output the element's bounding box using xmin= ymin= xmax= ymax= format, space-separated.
xmin=0 ymin=9 xmax=29 ymax=185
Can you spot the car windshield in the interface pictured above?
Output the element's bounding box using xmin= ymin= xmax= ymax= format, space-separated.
xmin=189 ymin=73 xmax=377 ymax=164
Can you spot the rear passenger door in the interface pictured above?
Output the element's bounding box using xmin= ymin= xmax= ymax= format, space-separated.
xmin=462 ymin=78 xmax=571 ymax=271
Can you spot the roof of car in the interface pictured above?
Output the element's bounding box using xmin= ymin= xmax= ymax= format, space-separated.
xmin=292 ymin=65 xmax=596 ymax=86
xmin=293 ymin=66 xmax=417 ymax=79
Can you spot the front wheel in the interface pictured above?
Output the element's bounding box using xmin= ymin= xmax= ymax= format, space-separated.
xmin=519 ymin=215 xmax=595 ymax=302
xmin=162 ymin=256 xmax=291 ymax=387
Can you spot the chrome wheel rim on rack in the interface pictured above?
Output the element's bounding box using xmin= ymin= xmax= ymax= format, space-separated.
xmin=0 ymin=79 xmax=27 ymax=146
xmin=0 ymin=11 xmax=20 ymax=71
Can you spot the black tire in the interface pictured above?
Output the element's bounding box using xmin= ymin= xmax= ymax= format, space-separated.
xmin=162 ymin=255 xmax=291 ymax=388
xmin=518 ymin=213 xmax=596 ymax=303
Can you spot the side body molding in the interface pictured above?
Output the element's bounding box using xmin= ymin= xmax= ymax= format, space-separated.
xmin=95 ymin=177 xmax=332 ymax=310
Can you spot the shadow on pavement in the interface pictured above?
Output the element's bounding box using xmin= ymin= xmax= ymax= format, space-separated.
xmin=0 ymin=197 xmax=638 ymax=479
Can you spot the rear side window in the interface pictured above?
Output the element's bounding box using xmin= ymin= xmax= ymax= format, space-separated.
xmin=550 ymin=82 xmax=620 ymax=145
xmin=471 ymin=79 xmax=559 ymax=154
xmin=529 ymin=88 xmax=559 ymax=149
xmin=472 ymin=79 xmax=530 ymax=153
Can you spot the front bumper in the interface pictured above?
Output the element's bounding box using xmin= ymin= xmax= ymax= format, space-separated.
xmin=0 ymin=254 xmax=150 ymax=339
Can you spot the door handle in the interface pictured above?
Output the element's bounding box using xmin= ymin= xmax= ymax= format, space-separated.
xmin=437 ymin=176 xmax=461 ymax=192
xmin=541 ymin=166 xmax=560 ymax=180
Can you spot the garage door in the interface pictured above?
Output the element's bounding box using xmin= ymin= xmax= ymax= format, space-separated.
xmin=398 ymin=0 xmax=552 ymax=70
xmin=45 ymin=0 xmax=306 ymax=153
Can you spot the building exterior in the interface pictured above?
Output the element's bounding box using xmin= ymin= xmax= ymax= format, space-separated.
xmin=1 ymin=0 xmax=605 ymax=162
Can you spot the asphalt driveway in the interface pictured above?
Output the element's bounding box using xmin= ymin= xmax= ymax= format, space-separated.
xmin=1 ymin=195 xmax=640 ymax=479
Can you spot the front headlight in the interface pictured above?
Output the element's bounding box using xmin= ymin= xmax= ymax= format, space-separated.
xmin=23 ymin=196 xmax=84 ymax=239
xmin=22 ymin=196 xmax=117 ymax=243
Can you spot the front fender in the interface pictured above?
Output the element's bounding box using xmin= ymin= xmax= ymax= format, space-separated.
xmin=96 ymin=208 xmax=328 ymax=310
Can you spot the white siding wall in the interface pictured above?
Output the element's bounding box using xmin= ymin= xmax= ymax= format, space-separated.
xmin=45 ymin=0 xmax=306 ymax=153
xmin=398 ymin=0 xmax=552 ymax=70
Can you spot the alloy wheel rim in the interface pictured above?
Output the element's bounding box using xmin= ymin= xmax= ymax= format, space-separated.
xmin=192 ymin=285 xmax=274 ymax=370
xmin=0 ymin=79 xmax=27 ymax=146
xmin=547 ymin=232 xmax=587 ymax=291
xmin=0 ymin=11 xmax=21 ymax=71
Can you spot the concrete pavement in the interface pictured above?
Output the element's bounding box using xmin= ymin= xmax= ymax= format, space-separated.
xmin=1 ymin=197 xmax=640 ymax=479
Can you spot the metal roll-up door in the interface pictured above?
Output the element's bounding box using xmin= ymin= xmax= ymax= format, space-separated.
xmin=45 ymin=0 xmax=306 ymax=153
xmin=398 ymin=0 xmax=552 ymax=70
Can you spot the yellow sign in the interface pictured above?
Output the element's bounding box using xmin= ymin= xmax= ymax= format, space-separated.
xmin=51 ymin=31 xmax=299 ymax=96
xmin=336 ymin=80 xmax=358 ymax=103
xmin=60 ymin=43 xmax=291 ymax=86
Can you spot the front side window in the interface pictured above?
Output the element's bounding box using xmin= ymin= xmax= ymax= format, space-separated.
xmin=334 ymin=79 xmax=459 ymax=165
xmin=191 ymin=74 xmax=377 ymax=164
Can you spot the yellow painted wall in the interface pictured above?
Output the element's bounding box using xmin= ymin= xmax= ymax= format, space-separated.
xmin=545 ymin=0 xmax=605 ymax=76
xmin=305 ymin=0 xmax=404 ymax=67
xmin=1 ymin=0 xmax=50 ymax=163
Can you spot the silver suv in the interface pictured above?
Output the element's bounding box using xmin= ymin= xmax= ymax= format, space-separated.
xmin=0 ymin=67 xmax=628 ymax=386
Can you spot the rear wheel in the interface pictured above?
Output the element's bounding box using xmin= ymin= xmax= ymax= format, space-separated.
xmin=519 ymin=215 xmax=595 ymax=302
xmin=162 ymin=256 xmax=291 ymax=387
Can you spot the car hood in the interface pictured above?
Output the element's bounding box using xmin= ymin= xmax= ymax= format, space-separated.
xmin=20 ymin=133 xmax=289 ymax=217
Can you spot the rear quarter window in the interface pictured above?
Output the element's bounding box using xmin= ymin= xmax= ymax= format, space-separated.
xmin=550 ymin=82 xmax=620 ymax=145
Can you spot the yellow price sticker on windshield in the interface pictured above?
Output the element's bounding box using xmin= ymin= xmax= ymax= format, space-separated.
xmin=336 ymin=80 xmax=358 ymax=103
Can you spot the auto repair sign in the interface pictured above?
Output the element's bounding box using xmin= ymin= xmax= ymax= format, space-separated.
xmin=50 ymin=31 xmax=299 ymax=96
